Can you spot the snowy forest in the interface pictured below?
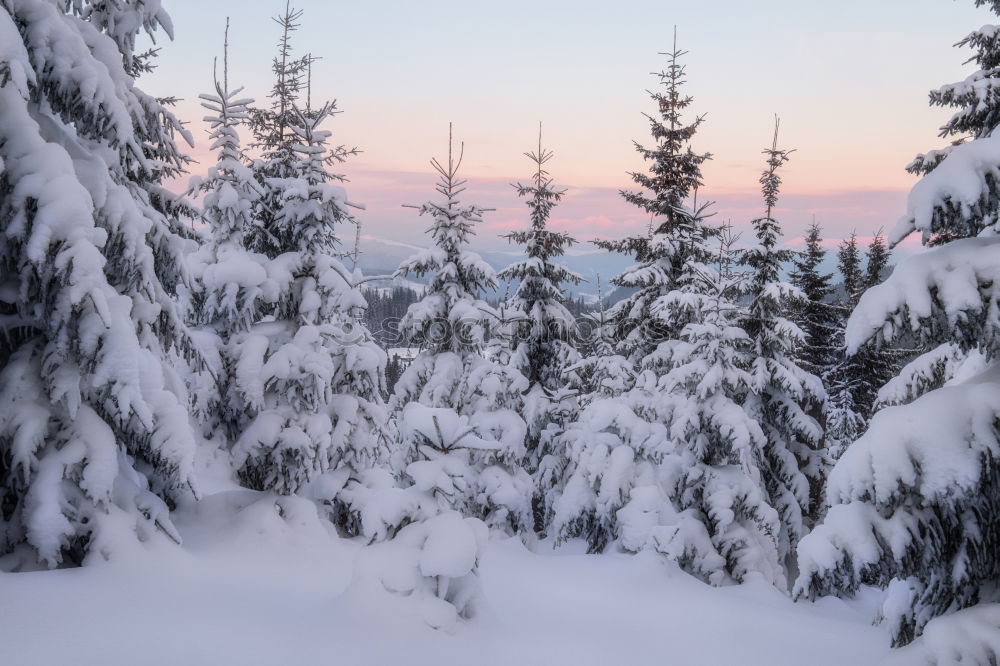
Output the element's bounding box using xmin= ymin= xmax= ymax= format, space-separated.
xmin=2 ymin=1 xmax=1000 ymax=664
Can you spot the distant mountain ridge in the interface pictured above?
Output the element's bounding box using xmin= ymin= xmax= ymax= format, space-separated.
xmin=355 ymin=232 xmax=910 ymax=306
xmin=356 ymin=235 xmax=634 ymax=302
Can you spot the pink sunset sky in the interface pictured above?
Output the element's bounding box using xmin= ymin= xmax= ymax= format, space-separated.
xmin=146 ymin=0 xmax=992 ymax=251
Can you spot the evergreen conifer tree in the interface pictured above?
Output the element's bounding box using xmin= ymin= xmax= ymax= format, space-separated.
xmin=556 ymin=227 xmax=792 ymax=587
xmin=0 ymin=0 xmax=200 ymax=567
xmin=640 ymin=228 xmax=787 ymax=586
xmin=837 ymin=232 xmax=864 ymax=302
xmin=233 ymin=69 xmax=388 ymax=508
xmin=548 ymin=41 xmax=799 ymax=581
xmin=244 ymin=3 xmax=304 ymax=257
xmin=864 ymin=230 xmax=890 ymax=288
xmin=498 ymin=126 xmax=581 ymax=398
xmin=796 ymin=3 xmax=1000 ymax=652
xmin=826 ymin=231 xmax=902 ymax=440
xmin=789 ymin=221 xmax=838 ymax=380
xmin=550 ymin=34 xmax=717 ymax=550
xmin=850 ymin=231 xmax=903 ymax=416
xmin=391 ymin=127 xmax=529 ymax=533
xmin=594 ymin=33 xmax=716 ymax=361
xmin=497 ymin=126 xmax=582 ymax=530
xmin=550 ymin=47 xmax=798 ymax=587
xmin=738 ymin=120 xmax=825 ymax=564
xmin=823 ymin=233 xmax=866 ymax=458
xmin=245 ymin=3 xmax=356 ymax=259
xmin=185 ymin=22 xmax=270 ymax=442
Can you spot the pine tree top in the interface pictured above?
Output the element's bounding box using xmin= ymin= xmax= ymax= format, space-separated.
xmin=191 ymin=21 xmax=258 ymax=249
xmin=908 ymin=1 xmax=1000 ymax=174
xmin=742 ymin=118 xmax=795 ymax=281
xmin=497 ymin=127 xmax=582 ymax=391
xmin=396 ymin=125 xmax=498 ymax=355
xmin=619 ymin=30 xmax=712 ymax=227
xmin=790 ymin=222 xmax=834 ymax=297
xmin=501 ymin=125 xmax=581 ymax=281
xmin=864 ymin=230 xmax=891 ymax=289
xmin=740 ymin=120 xmax=811 ymax=366
xmin=837 ymin=232 xmax=864 ymax=306
xmin=596 ymin=32 xmax=717 ymax=313
xmin=273 ymin=102 xmax=357 ymax=258
xmin=408 ymin=126 xmax=492 ymax=270
xmin=507 ymin=129 xmax=571 ymax=246
xmin=248 ymin=2 xmax=309 ymax=154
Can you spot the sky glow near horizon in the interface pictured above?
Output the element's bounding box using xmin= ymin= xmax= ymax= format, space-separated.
xmin=148 ymin=0 xmax=993 ymax=250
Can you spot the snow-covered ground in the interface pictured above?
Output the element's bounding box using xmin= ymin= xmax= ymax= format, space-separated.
xmin=0 ymin=488 xmax=894 ymax=666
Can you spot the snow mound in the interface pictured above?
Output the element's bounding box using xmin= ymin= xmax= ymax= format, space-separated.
xmin=364 ymin=511 xmax=488 ymax=632
xmin=884 ymin=603 xmax=1000 ymax=666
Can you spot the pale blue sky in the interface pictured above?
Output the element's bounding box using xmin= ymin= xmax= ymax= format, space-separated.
xmin=147 ymin=1 xmax=993 ymax=247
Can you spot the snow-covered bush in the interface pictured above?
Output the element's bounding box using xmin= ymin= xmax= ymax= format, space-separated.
xmin=395 ymin=368 xmax=529 ymax=533
xmin=370 ymin=511 xmax=488 ymax=632
xmin=551 ymin=399 xmax=667 ymax=553
xmin=322 ymin=467 xmax=426 ymax=543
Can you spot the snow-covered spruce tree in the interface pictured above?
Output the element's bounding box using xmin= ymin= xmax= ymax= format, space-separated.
xmin=233 ymin=95 xmax=389 ymax=506
xmin=68 ymin=3 xmax=201 ymax=365
xmin=185 ymin=24 xmax=271 ymax=442
xmin=906 ymin=0 xmax=1000 ymax=193
xmin=640 ymin=229 xmax=786 ymax=586
xmin=593 ymin=34 xmax=716 ymax=362
xmin=865 ymin=229 xmax=891 ymax=287
xmin=547 ymin=279 xmax=635 ymax=540
xmin=788 ymin=221 xmax=838 ymax=496
xmin=850 ymin=231 xmax=904 ymax=416
xmin=789 ymin=221 xmax=838 ymax=381
xmin=557 ymin=228 xmax=788 ymax=585
xmin=825 ymin=231 xmax=901 ymax=456
xmin=738 ymin=121 xmax=824 ymax=565
xmin=497 ymin=127 xmax=581 ymax=529
xmin=836 ymin=232 xmax=864 ymax=303
xmin=823 ymin=232 xmax=867 ymax=459
xmin=81 ymin=2 xmax=203 ymax=281
xmin=551 ymin=35 xmax=721 ymax=555
xmin=391 ymin=126 xmax=529 ymax=533
xmin=795 ymin=1 xmax=1000 ymax=650
xmin=498 ymin=127 xmax=581 ymax=397
xmin=0 ymin=1 xmax=200 ymax=568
